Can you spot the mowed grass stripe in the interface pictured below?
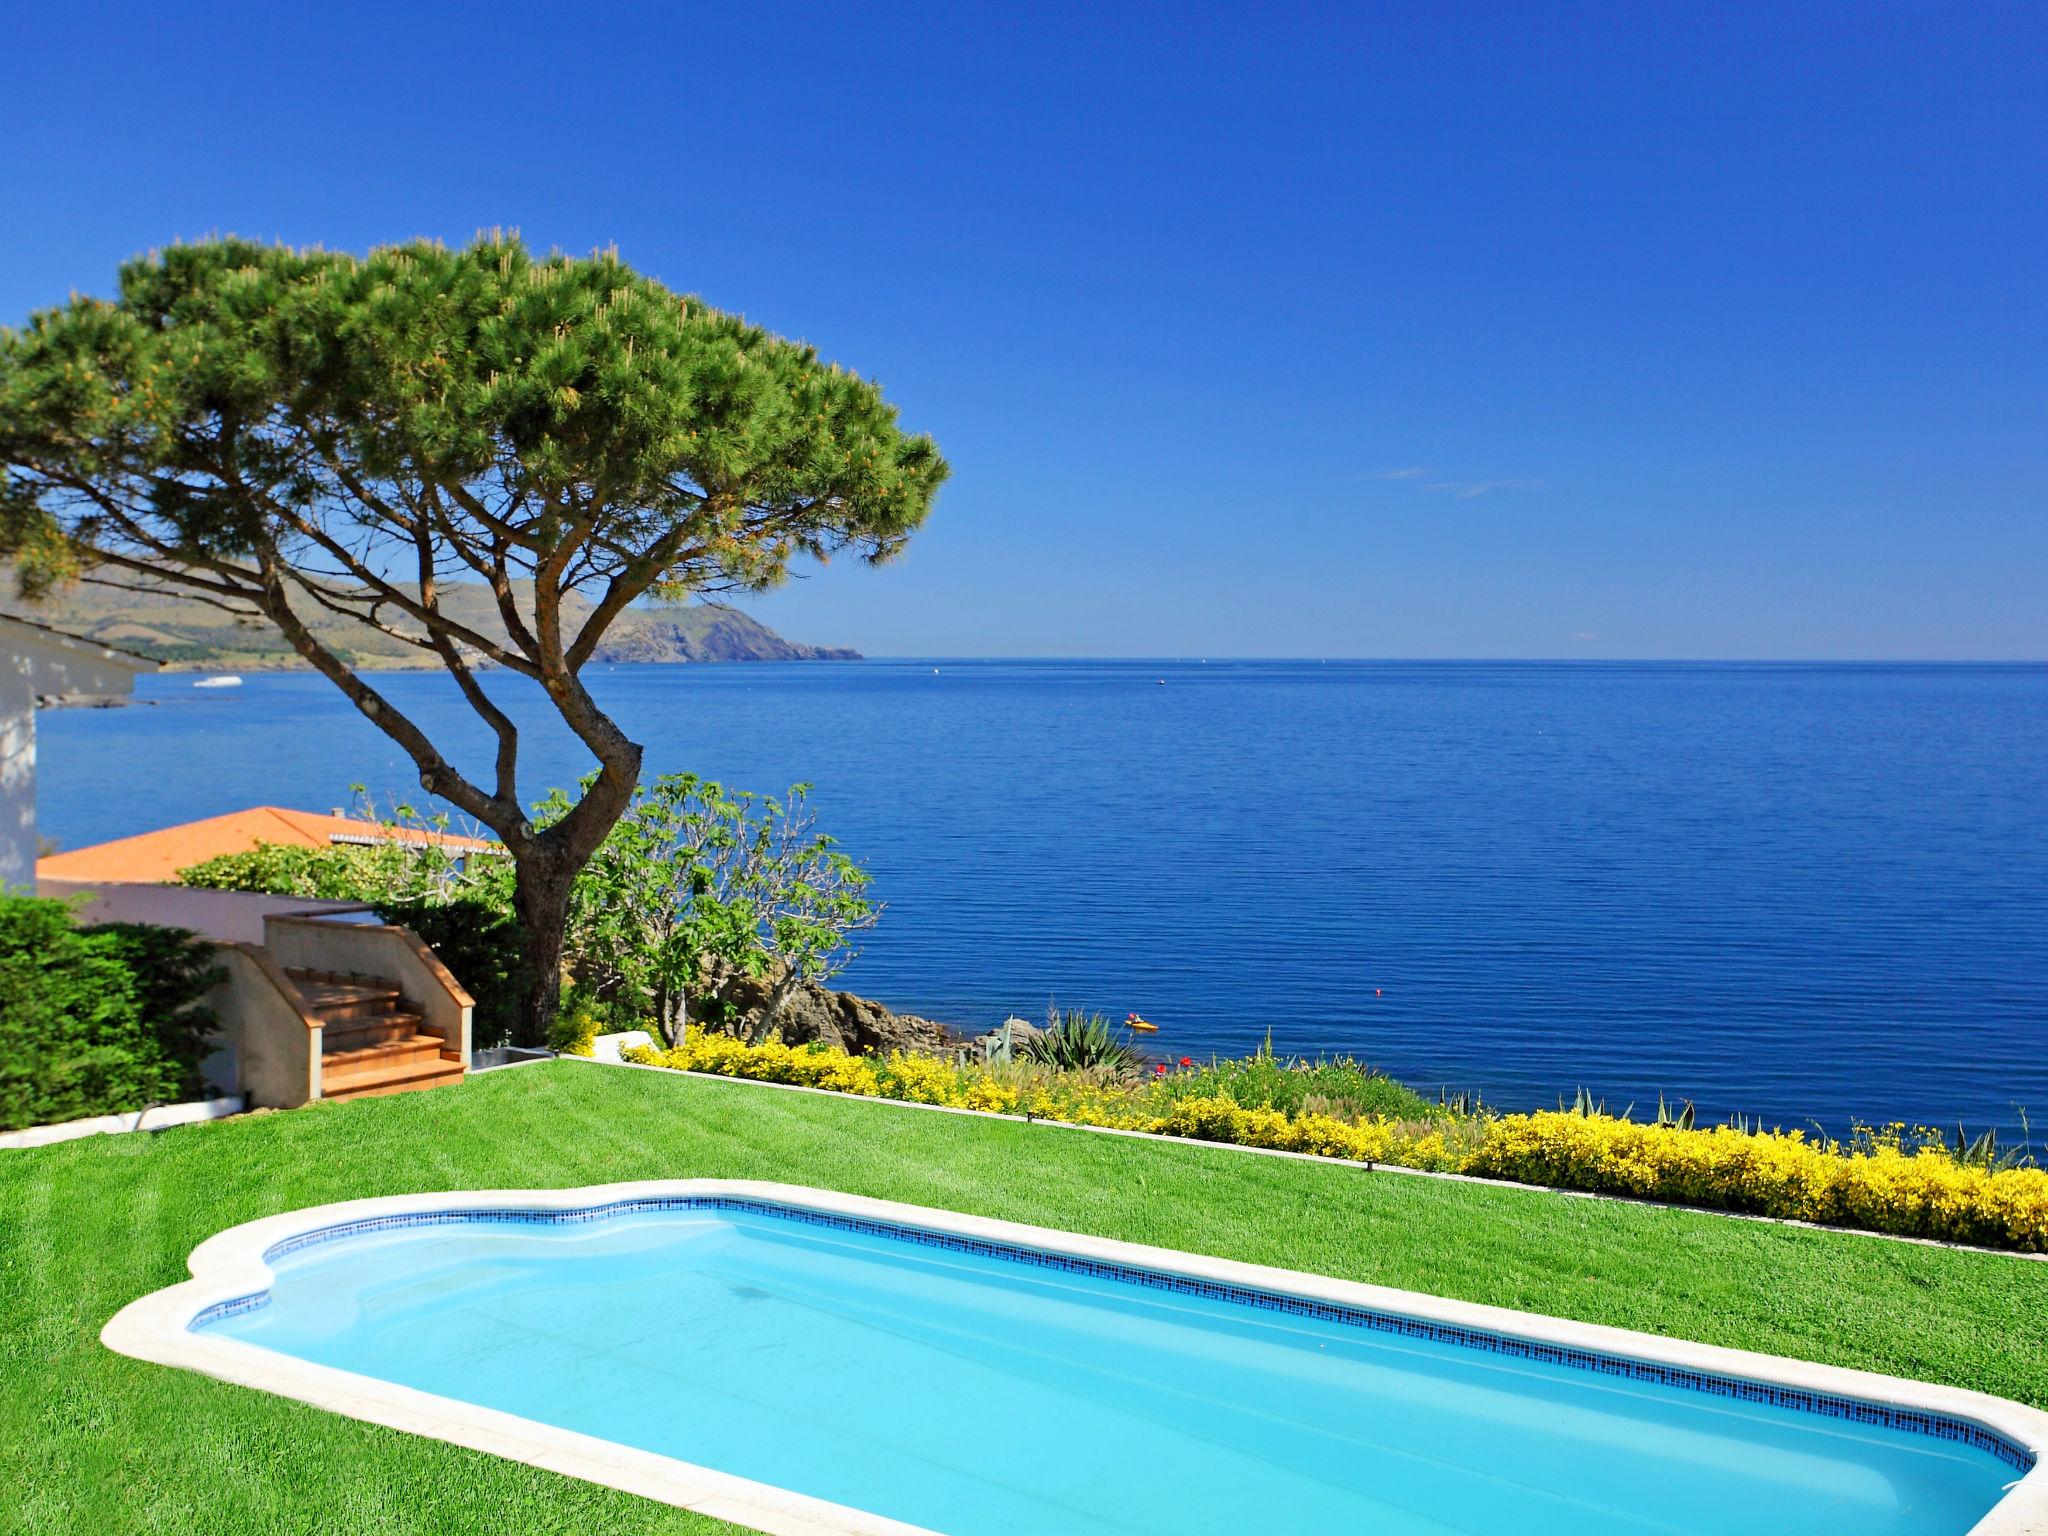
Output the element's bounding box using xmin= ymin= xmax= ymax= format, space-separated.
xmin=4 ymin=1061 xmax=2044 ymax=1536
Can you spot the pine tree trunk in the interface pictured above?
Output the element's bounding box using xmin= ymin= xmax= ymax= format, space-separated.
xmin=507 ymin=758 xmax=643 ymax=1048
xmin=513 ymin=852 xmax=576 ymax=1048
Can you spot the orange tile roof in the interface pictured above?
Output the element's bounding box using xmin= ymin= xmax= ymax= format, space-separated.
xmin=37 ymin=807 xmax=500 ymax=885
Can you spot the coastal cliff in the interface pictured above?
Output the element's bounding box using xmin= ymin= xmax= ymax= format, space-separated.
xmin=691 ymin=955 xmax=956 ymax=1054
xmin=0 ymin=573 xmax=857 ymax=670
xmin=591 ymin=611 xmax=859 ymax=664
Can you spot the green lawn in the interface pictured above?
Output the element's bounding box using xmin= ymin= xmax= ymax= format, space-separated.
xmin=5 ymin=1061 xmax=2045 ymax=1535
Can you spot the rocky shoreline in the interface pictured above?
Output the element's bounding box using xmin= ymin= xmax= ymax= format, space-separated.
xmin=693 ymin=960 xmax=1031 ymax=1059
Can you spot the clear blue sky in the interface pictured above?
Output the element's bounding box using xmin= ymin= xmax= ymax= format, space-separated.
xmin=3 ymin=1 xmax=2043 ymax=659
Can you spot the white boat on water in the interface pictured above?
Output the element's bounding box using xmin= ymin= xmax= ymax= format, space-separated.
xmin=192 ymin=675 xmax=242 ymax=689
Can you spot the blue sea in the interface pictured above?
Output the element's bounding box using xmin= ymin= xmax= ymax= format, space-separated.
xmin=38 ymin=660 xmax=2048 ymax=1136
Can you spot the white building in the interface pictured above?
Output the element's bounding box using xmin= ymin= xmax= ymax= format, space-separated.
xmin=0 ymin=612 xmax=158 ymax=890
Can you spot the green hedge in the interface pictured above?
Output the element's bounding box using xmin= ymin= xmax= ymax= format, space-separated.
xmin=374 ymin=898 xmax=527 ymax=1048
xmin=178 ymin=842 xmax=422 ymax=901
xmin=0 ymin=897 xmax=222 ymax=1131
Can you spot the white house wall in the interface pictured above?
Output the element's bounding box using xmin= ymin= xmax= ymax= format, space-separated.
xmin=0 ymin=620 xmax=153 ymax=892
xmin=0 ymin=661 xmax=35 ymax=890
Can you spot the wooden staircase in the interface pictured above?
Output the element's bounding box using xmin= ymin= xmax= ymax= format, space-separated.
xmin=290 ymin=969 xmax=466 ymax=1101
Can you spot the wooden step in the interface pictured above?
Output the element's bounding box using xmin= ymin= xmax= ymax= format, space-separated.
xmin=295 ymin=977 xmax=406 ymax=1023
xmin=321 ymin=1060 xmax=467 ymax=1102
xmin=320 ymin=1009 xmax=427 ymax=1051
xmin=320 ymin=1034 xmax=446 ymax=1092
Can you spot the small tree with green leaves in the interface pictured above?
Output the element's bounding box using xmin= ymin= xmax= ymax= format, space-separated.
xmin=547 ymin=772 xmax=878 ymax=1045
xmin=0 ymin=235 xmax=944 ymax=1041
xmin=176 ymin=789 xmax=508 ymax=906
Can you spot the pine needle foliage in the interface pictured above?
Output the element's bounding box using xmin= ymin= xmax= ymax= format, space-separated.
xmin=0 ymin=235 xmax=946 ymax=1039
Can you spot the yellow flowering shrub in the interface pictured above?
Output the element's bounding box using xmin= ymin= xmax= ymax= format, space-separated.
xmin=616 ymin=1035 xmax=2048 ymax=1252
xmin=959 ymin=1077 xmax=1022 ymax=1114
xmin=874 ymin=1052 xmax=962 ymax=1105
xmin=626 ymin=1034 xmax=883 ymax=1097
xmin=548 ymin=1011 xmax=600 ymax=1058
xmin=1468 ymin=1111 xmax=2048 ymax=1252
xmin=1141 ymin=1096 xmax=1454 ymax=1170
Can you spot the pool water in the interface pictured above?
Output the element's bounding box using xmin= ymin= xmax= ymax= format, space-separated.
xmin=202 ymin=1203 xmax=2018 ymax=1535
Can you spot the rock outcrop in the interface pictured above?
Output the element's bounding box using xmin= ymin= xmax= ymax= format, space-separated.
xmin=692 ymin=957 xmax=956 ymax=1055
xmin=964 ymin=1017 xmax=1044 ymax=1062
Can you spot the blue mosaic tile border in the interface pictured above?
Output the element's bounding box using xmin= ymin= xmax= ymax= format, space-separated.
xmin=194 ymin=1195 xmax=2035 ymax=1473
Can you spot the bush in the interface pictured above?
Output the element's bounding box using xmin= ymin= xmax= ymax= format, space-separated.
xmin=617 ymin=1031 xmax=2048 ymax=1253
xmin=0 ymin=896 xmax=221 ymax=1131
xmin=87 ymin=921 xmax=223 ymax=1070
xmin=177 ymin=843 xmax=390 ymax=900
xmin=176 ymin=816 xmax=504 ymax=910
xmin=621 ymin=1033 xmax=1470 ymax=1175
xmin=548 ymin=985 xmax=644 ymax=1056
xmin=1157 ymin=1043 xmax=1435 ymax=1122
xmin=1467 ymin=1111 xmax=2048 ymax=1253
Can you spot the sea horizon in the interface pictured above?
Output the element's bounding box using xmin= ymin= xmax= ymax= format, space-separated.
xmin=855 ymin=655 xmax=2048 ymax=667
xmin=42 ymin=657 xmax=2048 ymax=1139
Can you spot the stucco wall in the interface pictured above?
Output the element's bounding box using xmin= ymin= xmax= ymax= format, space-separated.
xmin=39 ymin=879 xmax=371 ymax=944
xmin=209 ymin=944 xmax=320 ymax=1109
xmin=10 ymin=640 xmax=150 ymax=703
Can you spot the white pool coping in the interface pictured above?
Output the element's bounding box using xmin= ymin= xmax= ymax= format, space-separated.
xmin=103 ymin=1180 xmax=2048 ymax=1536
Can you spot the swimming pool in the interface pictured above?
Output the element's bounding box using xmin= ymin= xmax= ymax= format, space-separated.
xmin=105 ymin=1182 xmax=2048 ymax=1536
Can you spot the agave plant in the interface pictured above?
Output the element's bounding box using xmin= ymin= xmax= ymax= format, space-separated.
xmin=1437 ymin=1086 xmax=1485 ymax=1117
xmin=1951 ymin=1115 xmax=2036 ymax=1171
xmin=1562 ymin=1086 xmax=1610 ymax=1118
xmin=1654 ymin=1094 xmax=1698 ymax=1131
xmin=1024 ymin=1006 xmax=1148 ymax=1073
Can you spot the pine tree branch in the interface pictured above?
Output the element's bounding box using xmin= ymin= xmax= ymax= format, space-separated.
xmin=251 ymin=540 xmax=521 ymax=843
xmin=74 ymin=571 xmax=266 ymax=620
xmin=266 ymin=503 xmax=540 ymax=675
xmin=412 ymin=516 xmax=522 ymax=807
xmin=566 ymin=521 xmax=704 ymax=672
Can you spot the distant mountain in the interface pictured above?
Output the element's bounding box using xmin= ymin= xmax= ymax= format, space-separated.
xmin=0 ymin=574 xmax=859 ymax=670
